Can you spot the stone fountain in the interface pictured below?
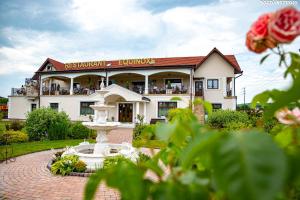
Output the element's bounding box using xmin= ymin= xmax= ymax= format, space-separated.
xmin=62 ymin=78 xmax=138 ymax=170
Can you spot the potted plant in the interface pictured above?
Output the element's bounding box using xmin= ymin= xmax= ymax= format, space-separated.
xmin=166 ymin=80 xmax=172 ymax=94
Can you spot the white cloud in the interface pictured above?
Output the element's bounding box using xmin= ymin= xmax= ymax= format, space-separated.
xmin=0 ymin=0 xmax=297 ymax=100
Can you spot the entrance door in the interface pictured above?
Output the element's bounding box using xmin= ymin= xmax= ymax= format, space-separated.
xmin=118 ymin=103 xmax=133 ymax=122
xmin=195 ymin=81 xmax=203 ymax=96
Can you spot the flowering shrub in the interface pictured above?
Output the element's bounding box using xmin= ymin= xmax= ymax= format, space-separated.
xmin=85 ymin=7 xmax=300 ymax=200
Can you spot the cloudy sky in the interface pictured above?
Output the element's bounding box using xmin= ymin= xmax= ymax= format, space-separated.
xmin=0 ymin=0 xmax=299 ymax=103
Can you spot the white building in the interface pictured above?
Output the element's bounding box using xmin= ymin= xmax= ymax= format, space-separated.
xmin=8 ymin=48 xmax=242 ymax=123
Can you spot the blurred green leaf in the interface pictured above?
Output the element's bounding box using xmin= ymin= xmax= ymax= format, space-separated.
xmin=85 ymin=160 xmax=151 ymax=200
xmin=212 ymin=131 xmax=286 ymax=200
xmin=84 ymin=169 xmax=105 ymax=200
xmin=180 ymin=131 xmax=221 ymax=170
xmin=284 ymin=52 xmax=300 ymax=80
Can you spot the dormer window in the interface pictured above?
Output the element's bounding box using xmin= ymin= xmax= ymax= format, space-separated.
xmin=46 ymin=64 xmax=53 ymax=71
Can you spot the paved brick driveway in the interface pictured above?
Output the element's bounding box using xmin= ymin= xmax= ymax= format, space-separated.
xmin=0 ymin=128 xmax=133 ymax=200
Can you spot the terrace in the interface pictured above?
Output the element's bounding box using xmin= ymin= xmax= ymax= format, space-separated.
xmin=39 ymin=71 xmax=191 ymax=96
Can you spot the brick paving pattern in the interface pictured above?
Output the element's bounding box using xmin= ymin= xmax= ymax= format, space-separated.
xmin=0 ymin=128 xmax=133 ymax=200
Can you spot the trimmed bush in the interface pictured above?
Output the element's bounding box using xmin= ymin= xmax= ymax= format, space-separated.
xmin=25 ymin=108 xmax=71 ymax=141
xmin=224 ymin=121 xmax=252 ymax=131
xmin=0 ymin=130 xmax=29 ymax=144
xmin=69 ymin=122 xmax=90 ymax=139
xmin=207 ymin=110 xmax=250 ymax=129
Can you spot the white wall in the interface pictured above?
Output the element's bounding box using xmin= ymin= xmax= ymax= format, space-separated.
xmin=194 ymin=52 xmax=236 ymax=110
xmin=8 ymin=96 xmax=39 ymax=119
xmin=145 ymin=95 xmax=190 ymax=121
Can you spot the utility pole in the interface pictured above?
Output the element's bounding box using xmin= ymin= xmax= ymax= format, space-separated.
xmin=242 ymin=87 xmax=246 ymax=110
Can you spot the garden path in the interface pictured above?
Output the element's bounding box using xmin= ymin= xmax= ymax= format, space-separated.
xmin=0 ymin=128 xmax=133 ymax=200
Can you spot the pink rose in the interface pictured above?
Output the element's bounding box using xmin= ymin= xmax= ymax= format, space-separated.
xmin=269 ymin=7 xmax=300 ymax=43
xmin=276 ymin=107 xmax=300 ymax=125
xmin=246 ymin=13 xmax=277 ymax=53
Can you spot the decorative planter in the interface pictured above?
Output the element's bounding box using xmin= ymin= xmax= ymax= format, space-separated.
xmin=166 ymin=89 xmax=173 ymax=94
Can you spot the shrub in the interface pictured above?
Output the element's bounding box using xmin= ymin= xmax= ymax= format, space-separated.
xmin=0 ymin=130 xmax=29 ymax=144
xmin=48 ymin=120 xmax=70 ymax=140
xmin=69 ymin=122 xmax=90 ymax=139
xmin=25 ymin=108 xmax=71 ymax=141
xmin=9 ymin=120 xmax=24 ymax=131
xmin=133 ymin=124 xmax=147 ymax=140
xmin=207 ymin=110 xmax=250 ymax=129
xmin=224 ymin=121 xmax=252 ymax=131
xmin=74 ymin=160 xmax=87 ymax=172
xmin=51 ymin=155 xmax=81 ymax=176
xmin=0 ymin=123 xmax=5 ymax=134
xmin=103 ymin=155 xmax=129 ymax=169
xmin=167 ymin=108 xmax=197 ymax=122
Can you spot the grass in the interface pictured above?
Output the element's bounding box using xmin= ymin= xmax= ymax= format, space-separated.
xmin=0 ymin=139 xmax=95 ymax=161
xmin=132 ymin=139 xmax=166 ymax=149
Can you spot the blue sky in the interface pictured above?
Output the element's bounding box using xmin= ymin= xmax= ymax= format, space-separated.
xmin=0 ymin=0 xmax=299 ymax=102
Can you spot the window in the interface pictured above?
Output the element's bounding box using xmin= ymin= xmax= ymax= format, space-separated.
xmin=80 ymin=102 xmax=95 ymax=115
xmin=50 ymin=103 xmax=59 ymax=111
xmin=31 ymin=103 xmax=37 ymax=112
xmin=165 ymin=79 xmax=182 ymax=89
xmin=158 ymin=102 xmax=177 ymax=117
xmin=212 ymin=103 xmax=222 ymax=110
xmin=207 ymin=79 xmax=219 ymax=89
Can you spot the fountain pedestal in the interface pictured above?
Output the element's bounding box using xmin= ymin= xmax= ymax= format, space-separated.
xmin=62 ymin=79 xmax=138 ymax=170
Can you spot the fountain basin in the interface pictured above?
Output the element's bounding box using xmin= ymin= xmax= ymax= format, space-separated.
xmin=63 ymin=142 xmax=138 ymax=170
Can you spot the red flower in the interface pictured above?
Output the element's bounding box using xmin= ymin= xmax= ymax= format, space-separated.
xmin=269 ymin=7 xmax=300 ymax=43
xmin=251 ymin=13 xmax=272 ymax=39
xmin=246 ymin=13 xmax=277 ymax=53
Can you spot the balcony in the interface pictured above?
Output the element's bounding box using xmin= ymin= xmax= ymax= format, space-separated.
xmin=148 ymin=86 xmax=189 ymax=95
xmin=11 ymin=78 xmax=39 ymax=97
xmin=42 ymin=87 xmax=70 ymax=95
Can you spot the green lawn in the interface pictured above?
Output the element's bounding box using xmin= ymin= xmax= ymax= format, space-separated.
xmin=132 ymin=139 xmax=166 ymax=149
xmin=0 ymin=139 xmax=95 ymax=161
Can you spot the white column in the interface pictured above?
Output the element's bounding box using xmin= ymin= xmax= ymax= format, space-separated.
xmin=144 ymin=75 xmax=148 ymax=94
xmin=70 ymin=78 xmax=74 ymax=95
xmin=106 ymin=76 xmax=109 ymax=87
xmin=143 ymin=102 xmax=147 ymax=123
xmin=40 ymin=78 xmax=43 ymax=96
xmin=49 ymin=78 xmax=52 ymax=95
xmin=233 ymin=77 xmax=235 ymax=96
xmin=136 ymin=102 xmax=140 ymax=122
xmin=189 ymin=69 xmax=193 ymax=95
xmin=223 ymin=78 xmax=227 ymax=97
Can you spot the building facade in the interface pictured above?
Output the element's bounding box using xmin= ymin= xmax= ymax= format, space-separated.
xmin=8 ymin=48 xmax=242 ymax=123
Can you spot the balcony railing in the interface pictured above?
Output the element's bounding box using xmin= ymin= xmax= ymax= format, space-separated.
xmin=42 ymin=87 xmax=70 ymax=95
xmin=226 ymin=90 xmax=232 ymax=97
xmin=11 ymin=87 xmax=38 ymax=96
xmin=73 ymin=87 xmax=96 ymax=95
xmin=149 ymin=86 xmax=188 ymax=95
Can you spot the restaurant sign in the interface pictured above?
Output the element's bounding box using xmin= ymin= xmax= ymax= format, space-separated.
xmin=65 ymin=58 xmax=156 ymax=69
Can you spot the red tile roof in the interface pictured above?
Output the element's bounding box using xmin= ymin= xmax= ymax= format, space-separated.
xmin=36 ymin=48 xmax=242 ymax=74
